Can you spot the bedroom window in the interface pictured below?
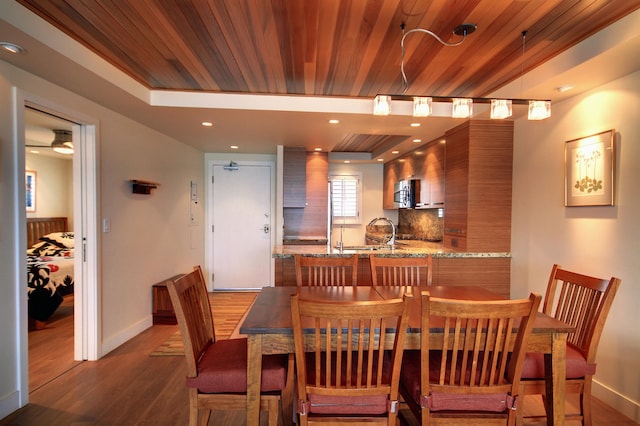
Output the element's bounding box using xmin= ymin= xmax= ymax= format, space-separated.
xmin=330 ymin=174 xmax=361 ymax=225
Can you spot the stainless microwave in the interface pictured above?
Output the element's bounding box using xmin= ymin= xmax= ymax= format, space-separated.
xmin=394 ymin=179 xmax=419 ymax=208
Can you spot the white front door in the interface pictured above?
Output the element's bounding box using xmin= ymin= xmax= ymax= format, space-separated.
xmin=210 ymin=162 xmax=273 ymax=289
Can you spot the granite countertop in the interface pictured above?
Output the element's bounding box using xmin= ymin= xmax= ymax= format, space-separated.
xmin=273 ymin=239 xmax=510 ymax=259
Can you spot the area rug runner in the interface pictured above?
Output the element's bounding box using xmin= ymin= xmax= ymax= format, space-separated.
xmin=150 ymin=291 xmax=258 ymax=356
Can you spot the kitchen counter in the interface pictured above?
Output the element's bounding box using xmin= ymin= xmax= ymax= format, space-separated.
xmin=273 ymin=240 xmax=512 ymax=297
xmin=272 ymin=240 xmax=510 ymax=259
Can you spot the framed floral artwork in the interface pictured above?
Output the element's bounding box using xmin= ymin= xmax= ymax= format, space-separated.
xmin=564 ymin=129 xmax=615 ymax=207
xmin=26 ymin=170 xmax=37 ymax=212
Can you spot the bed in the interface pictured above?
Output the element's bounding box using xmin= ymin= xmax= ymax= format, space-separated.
xmin=27 ymin=217 xmax=75 ymax=323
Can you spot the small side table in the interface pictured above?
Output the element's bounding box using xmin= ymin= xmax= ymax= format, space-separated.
xmin=152 ymin=274 xmax=184 ymax=325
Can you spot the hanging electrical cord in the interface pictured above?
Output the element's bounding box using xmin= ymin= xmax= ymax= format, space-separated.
xmin=400 ymin=22 xmax=477 ymax=93
xmin=520 ymin=30 xmax=528 ymax=96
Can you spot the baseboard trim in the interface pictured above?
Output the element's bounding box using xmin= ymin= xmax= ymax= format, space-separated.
xmin=593 ymin=379 xmax=640 ymax=422
xmin=0 ymin=390 xmax=20 ymax=421
xmin=100 ymin=315 xmax=152 ymax=356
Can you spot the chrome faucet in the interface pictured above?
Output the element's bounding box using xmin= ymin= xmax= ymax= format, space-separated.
xmin=367 ymin=217 xmax=396 ymax=246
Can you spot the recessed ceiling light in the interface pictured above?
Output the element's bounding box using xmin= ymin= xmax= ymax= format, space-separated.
xmin=230 ymin=145 xmax=238 ymax=149
xmin=202 ymin=121 xmax=213 ymax=126
xmin=344 ymin=160 xmax=350 ymax=163
xmin=377 ymin=158 xmax=384 ymax=162
xmin=555 ymin=85 xmax=575 ymax=93
xmin=314 ymin=148 xmax=322 ymax=151
xmin=0 ymin=42 xmax=25 ymax=54
xmin=413 ymin=138 xmax=422 ymax=143
xmin=329 ymin=119 xmax=339 ymax=124
xmin=391 ymin=150 xmax=399 ymax=154
xmin=410 ymin=123 xmax=421 ymax=127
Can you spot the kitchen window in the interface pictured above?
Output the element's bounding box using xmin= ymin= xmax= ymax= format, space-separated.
xmin=330 ymin=174 xmax=361 ymax=224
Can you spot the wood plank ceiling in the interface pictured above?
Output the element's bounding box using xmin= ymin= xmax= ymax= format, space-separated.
xmin=16 ymin=0 xmax=640 ymax=153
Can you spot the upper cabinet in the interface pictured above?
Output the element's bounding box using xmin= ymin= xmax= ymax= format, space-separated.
xmin=283 ymin=150 xmax=328 ymax=242
xmin=382 ymin=160 xmax=402 ymax=209
xmin=443 ymin=120 xmax=513 ymax=252
xmin=416 ymin=140 xmax=445 ymax=207
xmin=283 ymin=147 xmax=307 ymax=208
xmin=382 ymin=138 xmax=445 ymax=209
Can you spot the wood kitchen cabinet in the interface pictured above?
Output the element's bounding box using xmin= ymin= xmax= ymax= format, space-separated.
xmin=383 ymin=138 xmax=445 ymax=209
xmin=382 ymin=160 xmax=402 ymax=209
xmin=283 ymin=147 xmax=306 ymax=208
xmin=283 ymin=151 xmax=328 ymax=242
xmin=443 ymin=120 xmax=513 ymax=252
xmin=425 ymin=140 xmax=445 ymax=206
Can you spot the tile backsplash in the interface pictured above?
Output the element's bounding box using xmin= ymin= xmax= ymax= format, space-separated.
xmin=398 ymin=208 xmax=443 ymax=241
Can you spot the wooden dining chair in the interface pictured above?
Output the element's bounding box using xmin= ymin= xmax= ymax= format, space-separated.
xmin=290 ymin=293 xmax=412 ymax=425
xmin=400 ymin=291 xmax=541 ymax=425
xmin=295 ymin=254 xmax=358 ymax=287
xmin=518 ymin=264 xmax=621 ymax=426
xmin=166 ymin=266 xmax=294 ymax=426
xmin=369 ymin=254 xmax=433 ymax=287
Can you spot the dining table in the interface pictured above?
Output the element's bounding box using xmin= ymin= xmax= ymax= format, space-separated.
xmin=240 ymin=285 xmax=575 ymax=426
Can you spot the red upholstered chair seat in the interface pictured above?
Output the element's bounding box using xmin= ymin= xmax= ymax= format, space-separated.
xmin=302 ymin=352 xmax=391 ymax=415
xmin=400 ymin=350 xmax=514 ymax=412
xmin=521 ymin=343 xmax=595 ymax=379
xmin=186 ymin=338 xmax=288 ymax=393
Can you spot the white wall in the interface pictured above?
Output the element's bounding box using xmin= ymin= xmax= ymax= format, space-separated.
xmin=511 ymin=70 xmax=640 ymax=420
xmin=0 ymin=59 xmax=204 ymax=417
xmin=328 ymin=162 xmax=391 ymax=247
xmin=25 ymin=153 xmax=73 ymax=223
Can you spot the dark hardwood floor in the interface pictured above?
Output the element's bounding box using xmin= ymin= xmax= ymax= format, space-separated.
xmin=4 ymin=292 xmax=637 ymax=425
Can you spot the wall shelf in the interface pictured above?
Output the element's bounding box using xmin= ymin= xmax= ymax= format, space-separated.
xmin=129 ymin=179 xmax=160 ymax=194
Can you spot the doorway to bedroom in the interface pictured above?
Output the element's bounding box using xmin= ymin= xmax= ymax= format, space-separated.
xmin=24 ymin=107 xmax=81 ymax=391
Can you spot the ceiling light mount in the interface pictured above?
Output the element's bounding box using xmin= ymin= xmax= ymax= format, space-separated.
xmin=452 ymin=23 xmax=477 ymax=37
xmin=52 ymin=129 xmax=74 ymax=154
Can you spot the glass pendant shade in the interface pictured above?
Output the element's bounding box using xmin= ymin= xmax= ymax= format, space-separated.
xmin=490 ymin=99 xmax=512 ymax=119
xmin=452 ymin=98 xmax=472 ymax=118
xmin=528 ymin=100 xmax=551 ymax=120
xmin=413 ymin=97 xmax=432 ymax=117
xmin=373 ymin=95 xmax=391 ymax=115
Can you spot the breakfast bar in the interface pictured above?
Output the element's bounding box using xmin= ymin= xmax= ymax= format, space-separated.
xmin=273 ymin=242 xmax=513 ymax=297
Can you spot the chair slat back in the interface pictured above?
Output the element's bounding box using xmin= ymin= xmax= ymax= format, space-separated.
xmin=543 ymin=264 xmax=621 ymax=360
xmin=291 ymin=294 xmax=411 ymax=407
xmin=370 ymin=255 xmax=432 ymax=287
xmin=166 ymin=266 xmax=215 ymax=376
xmin=295 ymin=254 xmax=358 ymax=287
xmin=422 ymin=292 xmax=541 ymax=395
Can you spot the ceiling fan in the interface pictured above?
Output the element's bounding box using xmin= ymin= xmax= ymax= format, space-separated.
xmin=25 ymin=129 xmax=74 ymax=154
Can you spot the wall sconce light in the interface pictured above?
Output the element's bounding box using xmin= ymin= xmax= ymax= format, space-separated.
xmin=452 ymin=98 xmax=473 ymax=118
xmin=528 ymin=100 xmax=551 ymax=120
xmin=490 ymin=99 xmax=513 ymax=119
xmin=413 ymin=97 xmax=432 ymax=117
xmin=373 ymin=95 xmax=391 ymax=115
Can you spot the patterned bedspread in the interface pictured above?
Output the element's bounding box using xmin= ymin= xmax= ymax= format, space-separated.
xmin=27 ymin=232 xmax=75 ymax=321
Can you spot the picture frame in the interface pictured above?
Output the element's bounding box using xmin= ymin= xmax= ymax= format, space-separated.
xmin=26 ymin=170 xmax=36 ymax=212
xmin=564 ymin=129 xmax=615 ymax=207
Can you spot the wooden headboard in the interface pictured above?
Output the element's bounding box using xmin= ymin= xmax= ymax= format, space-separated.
xmin=27 ymin=217 xmax=68 ymax=249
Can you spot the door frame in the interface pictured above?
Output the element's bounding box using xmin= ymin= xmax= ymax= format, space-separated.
xmin=15 ymin=90 xmax=100 ymax=403
xmin=205 ymin=157 xmax=276 ymax=291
